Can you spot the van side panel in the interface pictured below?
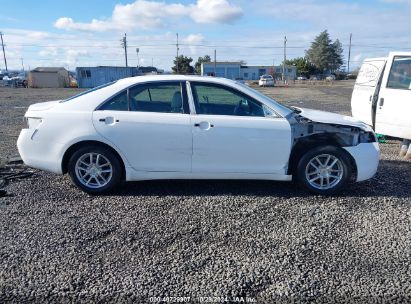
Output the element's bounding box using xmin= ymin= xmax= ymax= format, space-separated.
xmin=351 ymin=58 xmax=386 ymax=126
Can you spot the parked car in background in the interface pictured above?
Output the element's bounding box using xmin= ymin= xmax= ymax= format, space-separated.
xmin=2 ymin=72 xmax=28 ymax=87
xmin=351 ymin=52 xmax=411 ymax=140
xmin=297 ymin=76 xmax=307 ymax=80
xmin=18 ymin=75 xmax=379 ymax=195
xmin=259 ymin=75 xmax=274 ymax=87
xmin=326 ymin=75 xmax=336 ymax=81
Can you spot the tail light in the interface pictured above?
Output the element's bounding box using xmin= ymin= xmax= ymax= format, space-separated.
xmin=23 ymin=117 xmax=42 ymax=129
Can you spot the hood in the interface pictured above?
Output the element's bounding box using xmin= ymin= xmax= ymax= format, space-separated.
xmin=296 ymin=107 xmax=372 ymax=131
xmin=28 ymin=100 xmax=61 ymax=111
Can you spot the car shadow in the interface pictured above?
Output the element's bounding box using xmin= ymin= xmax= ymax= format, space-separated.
xmin=115 ymin=159 xmax=411 ymax=199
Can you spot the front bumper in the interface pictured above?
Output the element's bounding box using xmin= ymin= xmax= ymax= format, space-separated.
xmin=343 ymin=142 xmax=380 ymax=182
xmin=17 ymin=129 xmax=64 ymax=174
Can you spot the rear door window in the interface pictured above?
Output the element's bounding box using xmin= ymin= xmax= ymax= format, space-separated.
xmin=99 ymin=90 xmax=128 ymax=111
xmin=129 ymin=82 xmax=188 ymax=113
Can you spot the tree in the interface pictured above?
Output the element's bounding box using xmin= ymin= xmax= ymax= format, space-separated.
xmin=284 ymin=57 xmax=318 ymax=77
xmin=306 ymin=30 xmax=344 ymax=73
xmin=330 ymin=39 xmax=344 ymax=72
xmin=194 ymin=55 xmax=211 ymax=74
xmin=172 ymin=55 xmax=195 ymax=74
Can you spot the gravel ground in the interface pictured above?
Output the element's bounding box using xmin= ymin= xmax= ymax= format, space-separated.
xmin=0 ymin=82 xmax=410 ymax=303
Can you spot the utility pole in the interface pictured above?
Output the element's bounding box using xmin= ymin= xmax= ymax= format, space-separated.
xmin=347 ymin=33 xmax=352 ymax=74
xmin=0 ymin=32 xmax=8 ymax=71
xmin=122 ymin=33 xmax=128 ymax=67
xmin=282 ymin=36 xmax=287 ymax=83
xmin=214 ymin=49 xmax=217 ymax=76
xmin=21 ymin=57 xmax=24 ymax=71
xmin=136 ymin=48 xmax=140 ymax=67
xmin=151 ymin=58 xmax=153 ymax=67
xmin=272 ymin=59 xmax=275 ymax=76
xmin=176 ymin=33 xmax=179 ymax=74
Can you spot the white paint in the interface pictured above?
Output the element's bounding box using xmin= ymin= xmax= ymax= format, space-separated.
xmin=17 ymin=75 xmax=379 ymax=187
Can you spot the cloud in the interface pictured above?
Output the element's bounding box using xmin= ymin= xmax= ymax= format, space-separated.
xmin=39 ymin=46 xmax=58 ymax=57
xmin=54 ymin=0 xmax=242 ymax=32
xmin=183 ymin=33 xmax=205 ymax=53
xmin=190 ymin=0 xmax=243 ymax=23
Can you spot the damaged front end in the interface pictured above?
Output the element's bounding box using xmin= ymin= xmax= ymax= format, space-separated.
xmin=286 ymin=107 xmax=378 ymax=178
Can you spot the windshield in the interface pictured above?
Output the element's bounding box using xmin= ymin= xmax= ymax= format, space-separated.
xmin=236 ymin=82 xmax=293 ymax=115
xmin=62 ymin=81 xmax=117 ymax=102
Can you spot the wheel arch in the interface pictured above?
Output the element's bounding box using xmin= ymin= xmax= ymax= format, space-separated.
xmin=287 ymin=134 xmax=358 ymax=180
xmin=61 ymin=140 xmax=126 ymax=180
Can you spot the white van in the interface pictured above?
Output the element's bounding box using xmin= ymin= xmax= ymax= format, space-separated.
xmin=351 ymin=52 xmax=411 ymax=140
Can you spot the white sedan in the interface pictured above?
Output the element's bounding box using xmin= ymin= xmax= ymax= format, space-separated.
xmin=258 ymin=75 xmax=275 ymax=87
xmin=17 ymin=75 xmax=379 ymax=195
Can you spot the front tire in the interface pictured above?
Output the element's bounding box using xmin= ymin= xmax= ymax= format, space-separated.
xmin=296 ymin=145 xmax=352 ymax=195
xmin=68 ymin=145 xmax=122 ymax=194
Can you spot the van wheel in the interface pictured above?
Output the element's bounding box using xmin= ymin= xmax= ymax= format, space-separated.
xmin=68 ymin=145 xmax=122 ymax=194
xmin=296 ymin=146 xmax=352 ymax=195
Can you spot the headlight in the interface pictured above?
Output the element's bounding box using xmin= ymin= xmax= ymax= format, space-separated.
xmin=359 ymin=131 xmax=377 ymax=143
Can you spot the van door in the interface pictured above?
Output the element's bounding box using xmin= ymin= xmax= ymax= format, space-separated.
xmin=375 ymin=52 xmax=411 ymax=140
xmin=351 ymin=58 xmax=386 ymax=127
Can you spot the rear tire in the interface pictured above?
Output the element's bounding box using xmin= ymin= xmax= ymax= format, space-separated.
xmin=296 ymin=145 xmax=352 ymax=195
xmin=68 ymin=145 xmax=122 ymax=194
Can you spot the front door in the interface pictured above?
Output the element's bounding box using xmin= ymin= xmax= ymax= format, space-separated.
xmin=189 ymin=82 xmax=292 ymax=174
xmin=375 ymin=53 xmax=411 ymax=140
xmin=351 ymin=58 xmax=386 ymax=127
xmin=92 ymin=81 xmax=192 ymax=172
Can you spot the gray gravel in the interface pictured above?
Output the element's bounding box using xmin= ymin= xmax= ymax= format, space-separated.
xmin=1 ymin=82 xmax=411 ymax=303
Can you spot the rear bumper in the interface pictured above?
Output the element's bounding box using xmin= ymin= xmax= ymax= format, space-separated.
xmin=343 ymin=142 xmax=380 ymax=182
xmin=17 ymin=129 xmax=63 ymax=174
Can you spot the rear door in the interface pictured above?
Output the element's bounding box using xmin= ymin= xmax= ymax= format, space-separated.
xmin=92 ymin=81 xmax=192 ymax=172
xmin=189 ymin=82 xmax=291 ymax=175
xmin=351 ymin=58 xmax=386 ymax=126
xmin=375 ymin=52 xmax=411 ymax=140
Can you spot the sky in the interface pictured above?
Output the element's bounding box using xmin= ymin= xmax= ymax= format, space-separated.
xmin=1 ymin=0 xmax=411 ymax=72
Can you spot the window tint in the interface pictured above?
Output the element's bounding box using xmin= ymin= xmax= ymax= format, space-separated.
xmin=191 ymin=83 xmax=265 ymax=117
xmin=129 ymin=83 xmax=185 ymax=113
xmin=99 ymin=91 xmax=128 ymax=111
xmin=387 ymin=56 xmax=411 ymax=90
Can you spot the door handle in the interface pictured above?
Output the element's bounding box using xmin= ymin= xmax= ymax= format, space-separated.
xmin=379 ymin=98 xmax=384 ymax=107
xmin=194 ymin=122 xmax=214 ymax=128
xmin=99 ymin=117 xmax=119 ymax=124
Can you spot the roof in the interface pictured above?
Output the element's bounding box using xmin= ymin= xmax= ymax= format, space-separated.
xmin=202 ymin=61 xmax=242 ymax=65
xmin=32 ymin=67 xmax=68 ymax=73
xmin=115 ymin=75 xmax=237 ymax=86
xmin=76 ymin=66 xmax=137 ymax=69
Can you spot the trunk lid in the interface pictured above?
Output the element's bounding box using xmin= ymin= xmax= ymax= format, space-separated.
xmin=28 ymin=100 xmax=61 ymax=111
